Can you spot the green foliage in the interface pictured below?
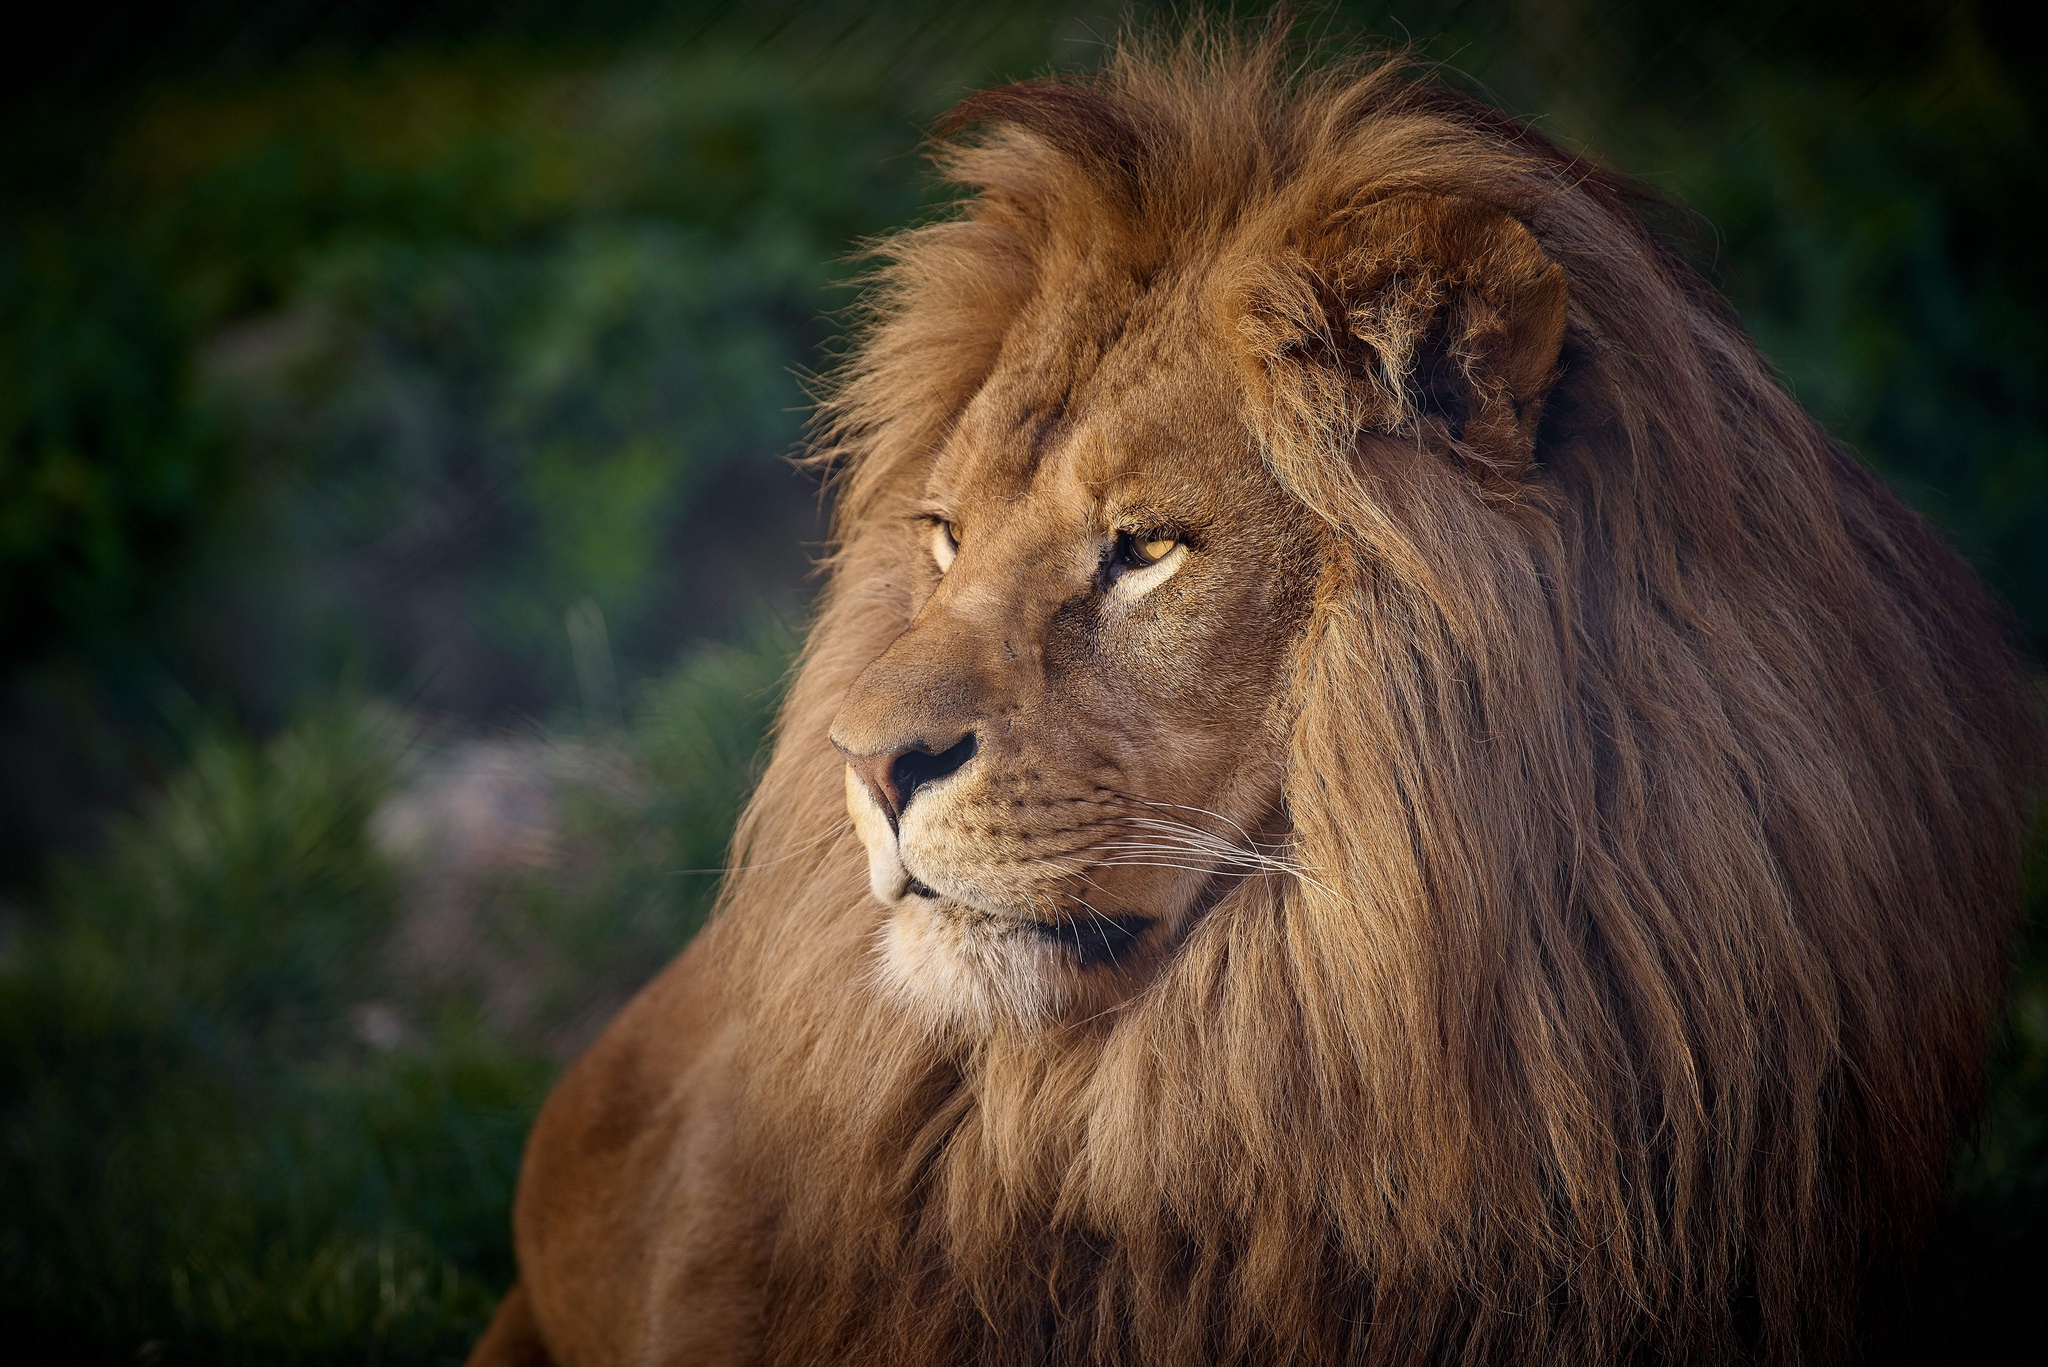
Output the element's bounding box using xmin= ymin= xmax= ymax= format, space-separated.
xmin=456 ymin=621 xmax=798 ymax=1048
xmin=1626 ymin=44 xmax=2048 ymax=651
xmin=0 ymin=228 xmax=227 ymax=666
xmin=1969 ymin=806 xmax=2048 ymax=1201
xmin=1892 ymin=810 xmax=2048 ymax=1360
xmin=0 ymin=701 xmax=526 ymax=1360
xmin=119 ymin=46 xmax=936 ymax=718
xmin=2 ymin=31 xmax=974 ymax=737
xmin=0 ymin=624 xmax=790 ymax=1360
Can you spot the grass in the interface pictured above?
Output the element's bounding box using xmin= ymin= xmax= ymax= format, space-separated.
xmin=0 ymin=627 xmax=791 ymax=1363
xmin=0 ymin=701 xmax=534 ymax=1362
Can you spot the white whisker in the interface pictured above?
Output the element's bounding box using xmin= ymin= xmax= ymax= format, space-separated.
xmin=664 ymin=817 xmax=856 ymax=877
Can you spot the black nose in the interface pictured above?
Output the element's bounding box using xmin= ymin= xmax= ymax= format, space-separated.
xmin=842 ymin=732 xmax=978 ymax=826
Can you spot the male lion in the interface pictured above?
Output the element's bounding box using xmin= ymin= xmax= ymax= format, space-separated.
xmin=470 ymin=36 xmax=2042 ymax=1367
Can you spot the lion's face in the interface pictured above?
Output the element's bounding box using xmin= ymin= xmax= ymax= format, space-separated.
xmin=829 ymin=278 xmax=1316 ymax=1024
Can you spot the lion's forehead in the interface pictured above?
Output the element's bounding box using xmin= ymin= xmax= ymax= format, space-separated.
xmin=930 ymin=259 xmax=1244 ymax=507
xmin=934 ymin=384 xmax=1255 ymax=551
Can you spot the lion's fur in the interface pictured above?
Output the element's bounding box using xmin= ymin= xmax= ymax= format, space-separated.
xmin=491 ymin=32 xmax=2043 ymax=1367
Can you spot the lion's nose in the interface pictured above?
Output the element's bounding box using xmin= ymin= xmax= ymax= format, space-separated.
xmin=836 ymin=731 xmax=978 ymax=827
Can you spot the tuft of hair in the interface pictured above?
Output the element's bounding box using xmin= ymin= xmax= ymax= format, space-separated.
xmin=722 ymin=24 xmax=2045 ymax=1367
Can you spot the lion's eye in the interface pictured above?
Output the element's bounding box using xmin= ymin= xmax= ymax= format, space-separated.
xmin=1113 ymin=530 xmax=1179 ymax=570
xmin=1104 ymin=529 xmax=1191 ymax=600
xmin=930 ymin=519 xmax=959 ymax=572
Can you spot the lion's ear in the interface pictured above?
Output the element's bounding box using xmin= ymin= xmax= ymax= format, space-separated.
xmin=1233 ymin=193 xmax=1568 ymax=492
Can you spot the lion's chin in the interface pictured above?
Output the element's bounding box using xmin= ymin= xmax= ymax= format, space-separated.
xmin=873 ymin=896 xmax=1153 ymax=1030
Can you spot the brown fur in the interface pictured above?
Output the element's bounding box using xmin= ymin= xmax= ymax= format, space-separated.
xmin=475 ymin=31 xmax=2043 ymax=1367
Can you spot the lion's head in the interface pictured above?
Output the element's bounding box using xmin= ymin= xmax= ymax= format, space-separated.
xmin=826 ymin=136 xmax=1572 ymax=1030
xmin=826 ymin=239 xmax=1320 ymax=1024
xmin=706 ymin=32 xmax=2043 ymax=1367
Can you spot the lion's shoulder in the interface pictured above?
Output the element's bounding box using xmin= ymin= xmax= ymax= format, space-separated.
xmin=512 ymin=931 xmax=765 ymax=1365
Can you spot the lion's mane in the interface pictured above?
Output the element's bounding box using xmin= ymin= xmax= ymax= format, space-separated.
xmin=708 ymin=34 xmax=2042 ymax=1367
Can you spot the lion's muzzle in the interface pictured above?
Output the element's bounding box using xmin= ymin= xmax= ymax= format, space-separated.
xmin=828 ymin=604 xmax=1001 ymax=910
xmin=839 ymin=759 xmax=974 ymax=904
xmin=841 ymin=763 xmax=910 ymax=903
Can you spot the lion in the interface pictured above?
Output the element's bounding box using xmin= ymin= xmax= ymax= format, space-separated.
xmin=468 ymin=33 xmax=2043 ymax=1367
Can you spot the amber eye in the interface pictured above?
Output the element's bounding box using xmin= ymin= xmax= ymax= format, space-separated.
xmin=1113 ymin=530 xmax=1180 ymax=571
xmin=930 ymin=519 xmax=959 ymax=572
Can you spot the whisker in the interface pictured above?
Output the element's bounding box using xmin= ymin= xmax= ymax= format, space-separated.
xmin=997 ymin=800 xmax=1335 ymax=899
xmin=1131 ymin=797 xmax=1283 ymax=853
xmin=1070 ymin=893 xmax=1125 ymax=962
xmin=663 ymin=817 xmax=856 ymax=877
xmin=1092 ymin=859 xmax=1269 ymax=878
xmin=1110 ymin=816 xmax=1295 ymax=860
xmin=1095 ymin=835 xmax=1317 ymax=881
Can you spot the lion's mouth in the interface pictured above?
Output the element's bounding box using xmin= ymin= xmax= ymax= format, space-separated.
xmin=1020 ymin=912 xmax=1155 ymax=968
xmin=903 ymin=877 xmax=1156 ymax=969
xmin=904 ymin=862 xmax=1239 ymax=973
xmin=1017 ymin=864 xmax=1242 ymax=970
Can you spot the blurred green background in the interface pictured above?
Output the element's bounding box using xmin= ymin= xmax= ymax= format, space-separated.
xmin=1 ymin=1 xmax=2042 ymax=1361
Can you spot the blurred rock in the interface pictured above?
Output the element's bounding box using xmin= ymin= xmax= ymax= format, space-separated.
xmin=371 ymin=736 xmax=638 ymax=1043
xmin=347 ymin=999 xmax=408 ymax=1052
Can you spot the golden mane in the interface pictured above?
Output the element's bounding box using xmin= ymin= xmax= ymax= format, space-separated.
xmin=688 ymin=33 xmax=2040 ymax=1367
